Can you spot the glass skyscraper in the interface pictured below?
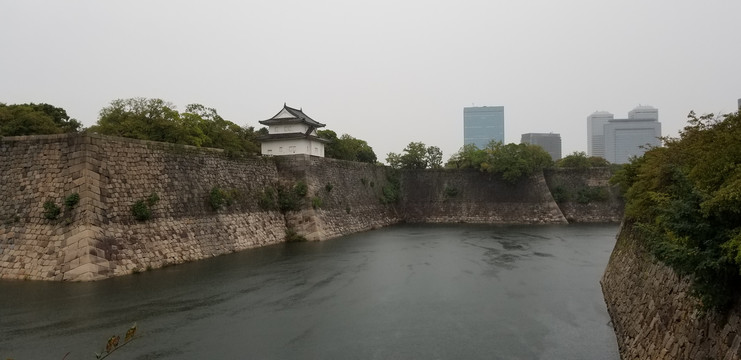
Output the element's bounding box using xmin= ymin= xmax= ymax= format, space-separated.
xmin=464 ymin=106 xmax=504 ymax=149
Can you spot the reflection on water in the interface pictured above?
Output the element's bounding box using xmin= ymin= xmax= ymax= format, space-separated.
xmin=0 ymin=224 xmax=620 ymax=360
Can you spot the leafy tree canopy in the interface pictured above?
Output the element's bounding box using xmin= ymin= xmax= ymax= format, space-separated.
xmin=0 ymin=102 xmax=82 ymax=136
xmin=612 ymin=110 xmax=741 ymax=311
xmin=88 ymin=98 xmax=260 ymax=154
xmin=317 ymin=129 xmax=377 ymax=163
xmin=445 ymin=141 xmax=553 ymax=183
xmin=556 ymin=151 xmax=610 ymax=168
xmin=386 ymin=142 xmax=443 ymax=169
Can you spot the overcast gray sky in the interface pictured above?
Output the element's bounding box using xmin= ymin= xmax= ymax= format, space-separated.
xmin=2 ymin=0 xmax=740 ymax=162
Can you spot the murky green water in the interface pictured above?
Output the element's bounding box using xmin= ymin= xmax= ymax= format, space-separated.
xmin=1 ymin=224 xmax=619 ymax=359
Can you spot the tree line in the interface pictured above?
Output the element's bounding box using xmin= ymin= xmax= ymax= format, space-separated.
xmin=611 ymin=110 xmax=741 ymax=311
xmin=386 ymin=141 xmax=609 ymax=184
xmin=2 ymin=98 xmax=613 ymax=177
xmin=0 ymin=98 xmax=379 ymax=162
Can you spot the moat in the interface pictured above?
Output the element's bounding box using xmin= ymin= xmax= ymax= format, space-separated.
xmin=1 ymin=224 xmax=619 ymax=359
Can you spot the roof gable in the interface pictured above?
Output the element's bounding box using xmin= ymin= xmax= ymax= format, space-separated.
xmin=259 ymin=104 xmax=326 ymax=128
xmin=272 ymin=108 xmax=295 ymax=119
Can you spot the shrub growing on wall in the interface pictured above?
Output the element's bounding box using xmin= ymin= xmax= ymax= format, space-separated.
xmin=258 ymin=182 xmax=308 ymax=213
xmin=131 ymin=192 xmax=159 ymax=221
xmin=209 ymin=186 xmax=240 ymax=210
xmin=43 ymin=200 xmax=61 ymax=220
xmin=64 ymin=193 xmax=80 ymax=209
xmin=380 ymin=172 xmax=401 ymax=204
xmin=443 ymin=186 xmax=459 ymax=198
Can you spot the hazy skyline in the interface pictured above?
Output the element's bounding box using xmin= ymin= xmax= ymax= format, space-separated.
xmin=2 ymin=0 xmax=740 ymax=162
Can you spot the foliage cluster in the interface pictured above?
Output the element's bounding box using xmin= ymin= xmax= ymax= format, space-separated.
xmin=257 ymin=181 xmax=308 ymax=213
xmin=43 ymin=200 xmax=61 ymax=220
xmin=444 ymin=186 xmax=459 ymax=198
xmin=132 ymin=193 xmax=159 ymax=221
xmin=575 ymin=187 xmax=609 ymax=204
xmin=550 ymin=185 xmax=608 ymax=204
xmin=285 ymin=227 xmax=307 ymax=242
xmin=42 ymin=193 xmax=80 ymax=221
xmin=380 ymin=171 xmax=401 ymax=204
xmin=612 ymin=111 xmax=741 ymax=311
xmin=445 ymin=142 xmax=554 ymax=184
xmin=209 ymin=186 xmax=240 ymax=210
xmin=88 ymin=98 xmax=261 ymax=154
xmin=0 ymin=103 xmax=82 ymax=136
xmin=317 ymin=129 xmax=377 ymax=163
xmin=64 ymin=193 xmax=80 ymax=208
xmin=556 ymin=151 xmax=610 ymax=168
xmin=386 ymin=142 xmax=443 ymax=169
xmin=551 ymin=186 xmax=568 ymax=203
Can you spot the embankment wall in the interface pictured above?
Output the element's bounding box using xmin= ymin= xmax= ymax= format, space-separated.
xmin=399 ymin=169 xmax=567 ymax=224
xmin=275 ymin=155 xmax=401 ymax=241
xmin=1 ymin=133 xmax=621 ymax=281
xmin=544 ymin=168 xmax=623 ymax=223
xmin=602 ymin=223 xmax=741 ymax=359
xmin=0 ymin=134 xmax=287 ymax=281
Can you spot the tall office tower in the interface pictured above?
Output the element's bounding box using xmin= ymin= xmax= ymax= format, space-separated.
xmin=521 ymin=133 xmax=562 ymax=160
xmin=587 ymin=111 xmax=614 ymax=158
xmin=604 ymin=105 xmax=661 ymax=164
xmin=628 ymin=105 xmax=659 ymax=120
xmin=464 ymin=106 xmax=504 ymax=149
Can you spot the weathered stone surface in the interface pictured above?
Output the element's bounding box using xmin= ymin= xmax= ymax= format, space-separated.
xmin=0 ymin=134 xmax=287 ymax=281
xmin=400 ymin=168 xmax=567 ymax=224
xmin=544 ymin=167 xmax=623 ymax=223
xmin=1 ymin=134 xmax=621 ymax=282
xmin=602 ymin=223 xmax=741 ymax=360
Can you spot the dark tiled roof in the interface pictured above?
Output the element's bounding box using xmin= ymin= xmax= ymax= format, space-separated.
xmin=258 ymin=132 xmax=330 ymax=143
xmin=259 ymin=104 xmax=326 ymax=127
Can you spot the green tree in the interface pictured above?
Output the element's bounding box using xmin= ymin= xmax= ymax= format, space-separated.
xmin=556 ymin=151 xmax=590 ymax=168
xmin=90 ymin=98 xmax=180 ymax=142
xmin=0 ymin=103 xmax=81 ymax=136
xmin=399 ymin=142 xmax=428 ymax=169
xmin=88 ymin=98 xmax=260 ymax=154
xmin=386 ymin=141 xmax=437 ymax=169
xmin=426 ymin=146 xmax=443 ymax=169
xmin=614 ymin=110 xmax=741 ymax=310
xmin=445 ymin=141 xmax=552 ymax=183
xmin=317 ymin=130 xmax=377 ymax=163
xmin=484 ymin=142 xmax=553 ymax=183
xmin=445 ymin=143 xmax=488 ymax=169
xmin=385 ymin=152 xmax=403 ymax=169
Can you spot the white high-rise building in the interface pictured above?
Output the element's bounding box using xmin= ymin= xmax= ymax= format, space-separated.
xmin=604 ymin=106 xmax=661 ymax=164
xmin=588 ymin=106 xmax=661 ymax=164
xmin=587 ymin=111 xmax=614 ymax=158
xmin=628 ymin=105 xmax=659 ymax=120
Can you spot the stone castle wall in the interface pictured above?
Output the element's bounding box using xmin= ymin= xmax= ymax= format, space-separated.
xmin=544 ymin=167 xmax=623 ymax=223
xmin=275 ymin=155 xmax=400 ymax=241
xmin=0 ymin=134 xmax=287 ymax=281
xmin=0 ymin=134 xmax=88 ymax=280
xmin=1 ymin=134 xmax=621 ymax=281
xmin=399 ymin=169 xmax=568 ymax=224
xmin=602 ymin=223 xmax=741 ymax=359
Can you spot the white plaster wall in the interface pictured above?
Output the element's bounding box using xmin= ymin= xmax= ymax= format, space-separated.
xmin=261 ymin=138 xmax=324 ymax=157
xmin=268 ymin=123 xmax=310 ymax=134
